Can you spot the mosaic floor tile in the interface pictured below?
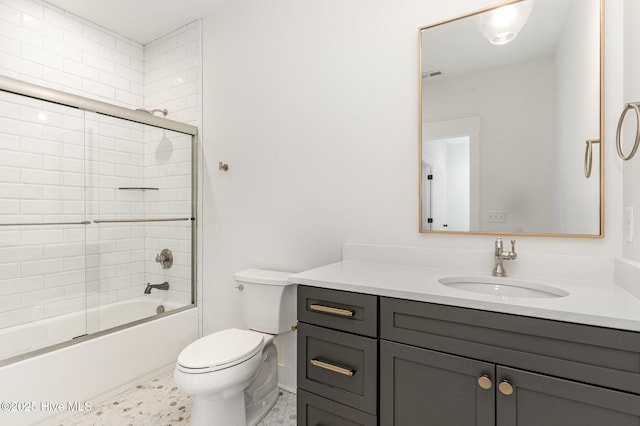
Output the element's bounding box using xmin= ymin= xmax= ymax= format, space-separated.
xmin=62 ymin=369 xmax=296 ymax=425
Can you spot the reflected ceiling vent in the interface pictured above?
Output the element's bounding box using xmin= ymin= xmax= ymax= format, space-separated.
xmin=422 ymin=70 xmax=443 ymax=79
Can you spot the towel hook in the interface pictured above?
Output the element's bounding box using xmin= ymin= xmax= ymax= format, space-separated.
xmin=584 ymin=139 xmax=600 ymax=178
xmin=616 ymin=102 xmax=640 ymax=161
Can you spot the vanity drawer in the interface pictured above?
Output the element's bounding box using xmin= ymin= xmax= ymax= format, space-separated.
xmin=297 ymin=285 xmax=378 ymax=337
xmin=380 ymin=297 xmax=640 ymax=395
xmin=297 ymin=389 xmax=377 ymax=426
xmin=297 ymin=322 xmax=378 ymax=415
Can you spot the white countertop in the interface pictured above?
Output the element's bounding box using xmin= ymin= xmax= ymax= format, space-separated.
xmin=289 ymin=260 xmax=640 ymax=332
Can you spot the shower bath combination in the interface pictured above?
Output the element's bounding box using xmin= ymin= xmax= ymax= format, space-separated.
xmin=0 ymin=74 xmax=198 ymax=366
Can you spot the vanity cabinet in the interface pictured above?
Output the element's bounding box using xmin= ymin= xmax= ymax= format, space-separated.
xmin=296 ymin=285 xmax=640 ymax=425
xmin=297 ymin=286 xmax=378 ymax=426
xmin=380 ymin=297 xmax=640 ymax=425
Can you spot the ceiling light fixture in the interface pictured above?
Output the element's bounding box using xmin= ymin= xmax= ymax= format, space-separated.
xmin=476 ymin=0 xmax=534 ymax=46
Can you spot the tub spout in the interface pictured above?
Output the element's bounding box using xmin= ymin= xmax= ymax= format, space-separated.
xmin=144 ymin=281 xmax=169 ymax=294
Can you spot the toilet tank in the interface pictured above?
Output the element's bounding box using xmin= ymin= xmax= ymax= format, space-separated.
xmin=234 ymin=269 xmax=297 ymax=334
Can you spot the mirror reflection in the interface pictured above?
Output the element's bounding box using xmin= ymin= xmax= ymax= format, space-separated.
xmin=419 ymin=0 xmax=603 ymax=236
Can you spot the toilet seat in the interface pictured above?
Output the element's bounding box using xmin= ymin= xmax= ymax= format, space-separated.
xmin=177 ymin=328 xmax=264 ymax=374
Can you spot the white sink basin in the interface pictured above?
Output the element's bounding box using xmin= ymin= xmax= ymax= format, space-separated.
xmin=438 ymin=276 xmax=569 ymax=298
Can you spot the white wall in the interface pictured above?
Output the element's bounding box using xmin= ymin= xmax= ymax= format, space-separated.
xmin=200 ymin=0 xmax=623 ymax=339
xmin=622 ymin=0 xmax=640 ymax=261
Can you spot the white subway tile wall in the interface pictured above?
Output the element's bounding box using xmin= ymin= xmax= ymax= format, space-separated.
xmin=0 ymin=1 xmax=143 ymax=108
xmin=142 ymin=20 xmax=201 ymax=309
xmin=0 ymin=0 xmax=202 ymax=349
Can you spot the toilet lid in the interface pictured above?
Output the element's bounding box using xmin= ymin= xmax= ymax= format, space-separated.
xmin=177 ymin=328 xmax=264 ymax=372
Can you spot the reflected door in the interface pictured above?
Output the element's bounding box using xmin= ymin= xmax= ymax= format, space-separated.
xmin=421 ymin=117 xmax=480 ymax=232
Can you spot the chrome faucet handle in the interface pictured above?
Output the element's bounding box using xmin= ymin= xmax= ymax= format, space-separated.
xmin=508 ymin=239 xmax=517 ymax=260
xmin=154 ymin=248 xmax=173 ymax=269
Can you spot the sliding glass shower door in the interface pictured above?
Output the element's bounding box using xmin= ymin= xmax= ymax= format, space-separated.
xmin=0 ymin=83 xmax=196 ymax=363
xmin=0 ymin=90 xmax=89 ymax=357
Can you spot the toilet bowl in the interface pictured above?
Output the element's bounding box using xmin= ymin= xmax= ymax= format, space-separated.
xmin=174 ymin=269 xmax=296 ymax=426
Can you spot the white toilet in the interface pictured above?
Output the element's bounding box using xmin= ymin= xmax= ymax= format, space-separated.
xmin=174 ymin=269 xmax=296 ymax=426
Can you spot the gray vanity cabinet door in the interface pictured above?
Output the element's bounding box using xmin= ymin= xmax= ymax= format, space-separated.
xmin=298 ymin=389 xmax=377 ymax=426
xmin=380 ymin=340 xmax=495 ymax=426
xmin=496 ymin=366 xmax=640 ymax=426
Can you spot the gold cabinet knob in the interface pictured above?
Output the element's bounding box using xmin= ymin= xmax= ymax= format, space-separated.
xmin=477 ymin=375 xmax=492 ymax=390
xmin=498 ymin=380 xmax=514 ymax=395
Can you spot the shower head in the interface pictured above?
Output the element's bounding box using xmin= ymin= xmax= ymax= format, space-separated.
xmin=136 ymin=108 xmax=168 ymax=117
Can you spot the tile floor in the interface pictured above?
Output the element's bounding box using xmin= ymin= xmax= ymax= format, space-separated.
xmin=62 ymin=369 xmax=297 ymax=425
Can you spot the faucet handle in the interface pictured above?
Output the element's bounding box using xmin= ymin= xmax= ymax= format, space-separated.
xmin=154 ymin=248 xmax=173 ymax=269
xmin=509 ymin=240 xmax=517 ymax=260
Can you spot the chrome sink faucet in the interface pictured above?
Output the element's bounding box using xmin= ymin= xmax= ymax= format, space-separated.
xmin=492 ymin=237 xmax=517 ymax=277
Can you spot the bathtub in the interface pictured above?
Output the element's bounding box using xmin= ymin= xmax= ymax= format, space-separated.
xmin=0 ymin=297 xmax=185 ymax=361
xmin=0 ymin=298 xmax=198 ymax=426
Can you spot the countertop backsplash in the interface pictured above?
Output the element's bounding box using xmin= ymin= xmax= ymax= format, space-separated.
xmin=342 ymin=243 xmax=614 ymax=283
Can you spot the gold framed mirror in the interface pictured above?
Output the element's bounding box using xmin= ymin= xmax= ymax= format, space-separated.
xmin=419 ymin=0 xmax=604 ymax=237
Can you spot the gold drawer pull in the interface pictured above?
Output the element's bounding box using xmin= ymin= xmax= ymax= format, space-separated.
xmin=310 ymin=359 xmax=355 ymax=376
xmin=309 ymin=304 xmax=354 ymax=317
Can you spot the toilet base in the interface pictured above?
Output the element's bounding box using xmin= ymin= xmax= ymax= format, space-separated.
xmin=247 ymin=385 xmax=279 ymax=426
xmin=246 ymin=341 xmax=279 ymax=425
xmin=191 ymin=390 xmax=246 ymax=426
xmin=188 ymin=379 xmax=279 ymax=426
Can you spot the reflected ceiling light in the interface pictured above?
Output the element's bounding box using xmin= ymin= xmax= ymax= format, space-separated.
xmin=476 ymin=0 xmax=534 ymax=46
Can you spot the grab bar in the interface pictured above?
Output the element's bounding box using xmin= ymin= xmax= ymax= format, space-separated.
xmin=584 ymin=139 xmax=600 ymax=178
xmin=93 ymin=217 xmax=192 ymax=224
xmin=616 ymin=102 xmax=640 ymax=160
xmin=0 ymin=220 xmax=91 ymax=227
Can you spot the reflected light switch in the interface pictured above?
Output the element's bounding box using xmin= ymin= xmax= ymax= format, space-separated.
xmin=487 ymin=210 xmax=507 ymax=223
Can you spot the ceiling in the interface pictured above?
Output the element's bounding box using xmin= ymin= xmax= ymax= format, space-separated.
xmin=43 ymin=0 xmax=232 ymax=44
